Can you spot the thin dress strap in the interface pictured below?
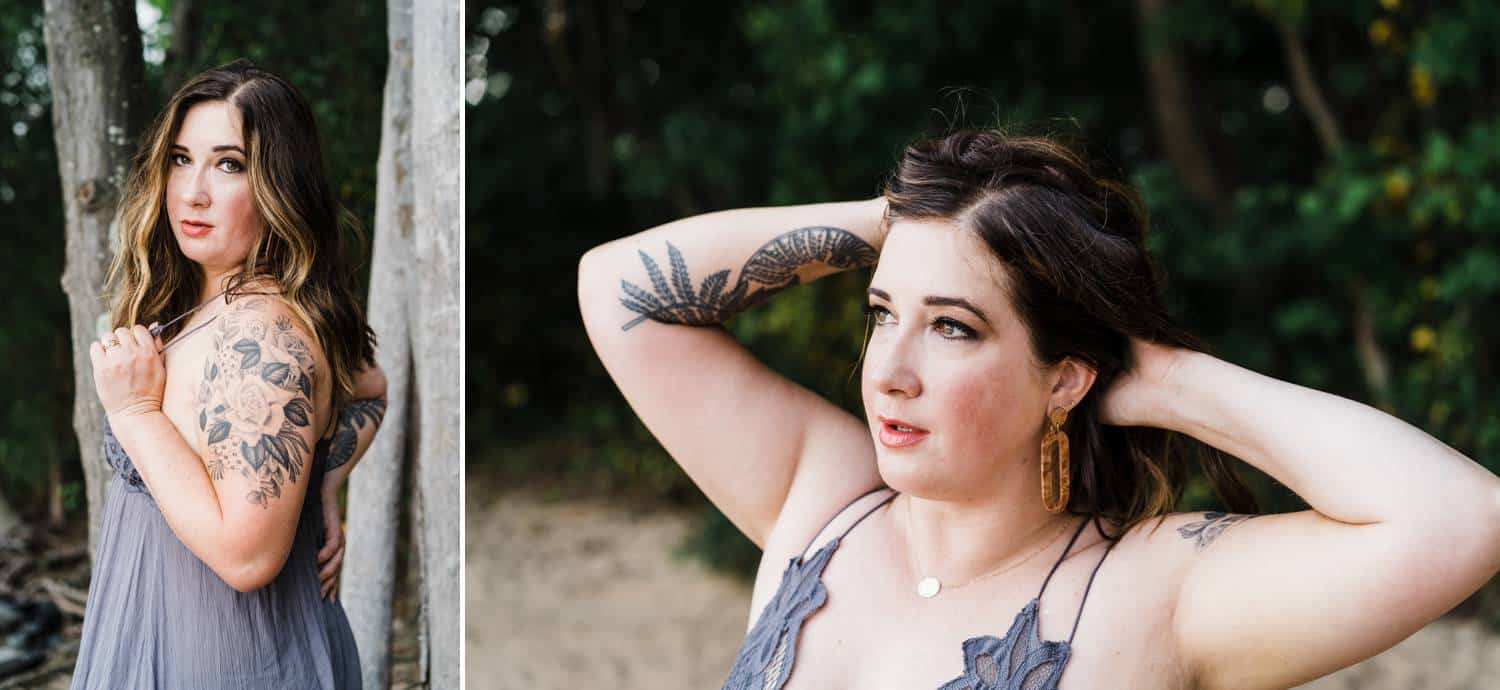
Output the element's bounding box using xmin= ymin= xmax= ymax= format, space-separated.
xmin=1036 ymin=516 xmax=1091 ymax=599
xmin=1035 ymin=515 xmax=1118 ymax=644
xmin=799 ymin=485 xmax=895 ymax=557
xmin=1067 ymin=540 xmax=1115 ymax=643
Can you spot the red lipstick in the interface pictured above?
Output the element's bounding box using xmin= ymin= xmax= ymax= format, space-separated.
xmin=877 ymin=415 xmax=929 ymax=448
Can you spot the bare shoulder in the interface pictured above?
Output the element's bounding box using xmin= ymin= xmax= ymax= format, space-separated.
xmin=1106 ymin=510 xmax=1265 ymax=577
xmin=195 ymin=294 xmax=328 ymax=507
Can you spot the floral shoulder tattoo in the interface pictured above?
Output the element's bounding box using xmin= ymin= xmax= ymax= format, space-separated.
xmin=195 ymin=298 xmax=318 ymax=508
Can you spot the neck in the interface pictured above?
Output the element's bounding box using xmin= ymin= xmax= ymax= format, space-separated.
xmin=900 ymin=468 xmax=1079 ymax=586
xmin=199 ymin=267 xmax=237 ymax=303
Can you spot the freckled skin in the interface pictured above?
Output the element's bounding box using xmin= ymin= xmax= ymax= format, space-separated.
xmin=861 ymin=220 xmax=1059 ymax=503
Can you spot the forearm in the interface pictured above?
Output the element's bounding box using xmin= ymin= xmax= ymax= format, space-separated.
xmin=579 ymin=198 xmax=887 ymax=329
xmin=1156 ymin=353 xmax=1500 ymax=527
xmin=108 ymin=411 xmax=296 ymax=588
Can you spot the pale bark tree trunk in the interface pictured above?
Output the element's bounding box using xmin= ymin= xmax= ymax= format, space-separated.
xmin=43 ymin=0 xmax=146 ymax=560
xmin=411 ymin=0 xmax=460 ymax=685
xmin=343 ymin=0 xmax=415 ymax=685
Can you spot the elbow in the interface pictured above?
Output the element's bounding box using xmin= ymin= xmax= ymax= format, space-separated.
xmin=354 ymin=362 xmax=389 ymax=401
xmin=1481 ymin=481 xmax=1500 ymax=572
xmin=1403 ymin=477 xmax=1500 ymax=589
xmin=578 ymin=246 xmax=602 ymax=293
xmin=216 ymin=551 xmax=292 ymax=594
xmin=577 ymin=246 xmax=610 ymax=323
xmin=367 ymin=376 xmax=388 ymax=405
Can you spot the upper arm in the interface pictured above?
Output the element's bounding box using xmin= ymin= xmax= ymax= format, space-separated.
xmin=1169 ymin=508 xmax=1500 ymax=690
xmin=578 ymin=246 xmax=880 ymax=548
xmin=195 ymin=298 xmax=327 ymax=588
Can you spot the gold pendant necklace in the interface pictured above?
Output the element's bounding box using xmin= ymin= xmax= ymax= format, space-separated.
xmin=905 ymin=496 xmax=1073 ymax=599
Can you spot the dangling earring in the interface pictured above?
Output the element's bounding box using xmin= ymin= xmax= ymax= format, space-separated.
xmin=1040 ymin=407 xmax=1070 ymax=513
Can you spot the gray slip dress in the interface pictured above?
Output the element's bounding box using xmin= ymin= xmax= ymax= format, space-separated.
xmin=721 ymin=486 xmax=1115 ymax=690
xmin=68 ymin=418 xmax=361 ymax=689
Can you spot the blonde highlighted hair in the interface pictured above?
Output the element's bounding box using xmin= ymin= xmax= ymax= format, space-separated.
xmin=108 ymin=59 xmax=375 ymax=409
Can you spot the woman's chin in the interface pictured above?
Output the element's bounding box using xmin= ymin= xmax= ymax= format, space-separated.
xmin=173 ymin=241 xmax=246 ymax=274
xmin=874 ymin=450 xmax=954 ymax=498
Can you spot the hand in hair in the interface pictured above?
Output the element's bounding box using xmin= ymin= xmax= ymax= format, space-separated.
xmin=1096 ymin=337 xmax=1196 ymax=428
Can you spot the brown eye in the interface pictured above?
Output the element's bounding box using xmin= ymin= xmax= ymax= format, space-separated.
xmin=933 ymin=317 xmax=976 ymax=340
xmin=863 ymin=303 xmax=895 ymax=326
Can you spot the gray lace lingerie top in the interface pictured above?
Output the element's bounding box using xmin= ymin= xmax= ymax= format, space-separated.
xmin=721 ymin=488 xmax=1115 ymax=690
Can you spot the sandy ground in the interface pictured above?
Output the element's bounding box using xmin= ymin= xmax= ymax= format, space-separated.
xmin=467 ymin=487 xmax=1500 ymax=690
xmin=465 ymin=487 xmax=749 ymax=689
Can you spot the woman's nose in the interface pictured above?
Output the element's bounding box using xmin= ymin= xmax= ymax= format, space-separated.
xmin=867 ymin=337 xmax=922 ymax=398
xmin=181 ymin=168 xmax=211 ymax=208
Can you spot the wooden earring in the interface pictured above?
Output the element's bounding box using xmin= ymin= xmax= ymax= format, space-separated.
xmin=1041 ymin=407 xmax=1070 ymax=513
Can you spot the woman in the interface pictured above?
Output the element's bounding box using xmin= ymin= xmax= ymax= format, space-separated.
xmin=71 ymin=60 xmax=387 ymax=689
xmin=577 ymin=130 xmax=1500 ymax=689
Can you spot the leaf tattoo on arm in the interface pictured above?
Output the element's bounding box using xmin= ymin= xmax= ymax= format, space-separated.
xmin=322 ymin=398 xmax=387 ymax=471
xmin=617 ymin=226 xmax=878 ymax=331
xmin=196 ymin=299 xmax=318 ymax=508
xmin=1177 ymin=511 xmax=1257 ymax=552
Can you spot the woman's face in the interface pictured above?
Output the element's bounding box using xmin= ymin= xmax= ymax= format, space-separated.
xmin=861 ymin=218 xmax=1079 ymax=502
xmin=165 ymin=99 xmax=263 ymax=278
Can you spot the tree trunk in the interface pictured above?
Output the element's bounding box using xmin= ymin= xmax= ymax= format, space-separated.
xmin=343 ymin=0 xmax=415 ymax=685
xmin=411 ymin=0 xmax=460 ymax=685
xmin=1134 ymin=0 xmax=1228 ymax=213
xmin=42 ymin=0 xmax=146 ymax=561
xmin=1265 ymin=16 xmax=1391 ymax=407
xmin=163 ymin=0 xmax=204 ymax=91
xmin=0 ymin=493 xmax=19 ymax=540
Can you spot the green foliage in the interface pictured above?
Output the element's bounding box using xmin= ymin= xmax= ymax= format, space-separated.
xmin=0 ymin=0 xmax=73 ymax=517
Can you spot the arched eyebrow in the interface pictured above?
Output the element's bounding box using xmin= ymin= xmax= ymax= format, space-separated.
xmin=170 ymin=143 xmax=247 ymax=155
xmin=867 ymin=287 xmax=992 ymax=326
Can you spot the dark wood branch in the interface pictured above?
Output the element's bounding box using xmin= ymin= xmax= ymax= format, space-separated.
xmin=1274 ymin=19 xmax=1344 ymax=155
xmin=1134 ymin=0 xmax=1229 ymax=213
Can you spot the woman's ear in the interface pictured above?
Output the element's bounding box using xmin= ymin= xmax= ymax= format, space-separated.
xmin=1049 ymin=356 xmax=1097 ymax=411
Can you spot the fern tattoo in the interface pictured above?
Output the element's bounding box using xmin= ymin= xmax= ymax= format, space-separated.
xmin=196 ymin=299 xmax=318 ymax=508
xmin=320 ymin=398 xmax=387 ymax=471
xmin=1177 ymin=511 xmax=1256 ymax=552
xmin=618 ymin=226 xmax=878 ymax=331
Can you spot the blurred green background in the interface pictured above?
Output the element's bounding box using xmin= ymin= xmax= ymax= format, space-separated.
xmin=466 ymin=0 xmax=1500 ymax=627
xmin=0 ymin=0 xmax=384 ymax=526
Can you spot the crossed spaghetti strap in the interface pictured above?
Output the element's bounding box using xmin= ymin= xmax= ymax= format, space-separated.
xmin=802 ymin=485 xmax=1115 ymax=645
xmin=1038 ymin=513 xmax=1115 ymax=644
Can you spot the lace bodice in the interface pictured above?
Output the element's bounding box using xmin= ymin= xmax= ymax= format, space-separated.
xmin=720 ymin=489 xmax=1113 ymax=690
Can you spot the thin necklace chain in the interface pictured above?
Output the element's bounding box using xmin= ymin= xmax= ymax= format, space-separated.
xmin=149 ymin=286 xmax=275 ymax=353
xmin=904 ymin=496 xmax=1073 ymax=594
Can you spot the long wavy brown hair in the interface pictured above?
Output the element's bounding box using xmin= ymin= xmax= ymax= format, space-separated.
xmin=108 ymin=59 xmax=375 ymax=410
xmin=882 ymin=128 xmax=1259 ymax=541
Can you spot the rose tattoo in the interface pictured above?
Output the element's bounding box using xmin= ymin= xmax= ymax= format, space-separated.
xmin=196 ymin=299 xmax=317 ymax=508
